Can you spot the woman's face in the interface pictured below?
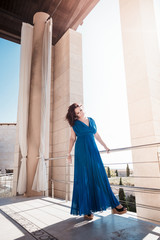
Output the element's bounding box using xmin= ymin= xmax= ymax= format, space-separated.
xmin=75 ymin=105 xmax=84 ymax=119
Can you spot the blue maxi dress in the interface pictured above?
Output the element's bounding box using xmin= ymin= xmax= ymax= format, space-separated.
xmin=70 ymin=117 xmax=120 ymax=216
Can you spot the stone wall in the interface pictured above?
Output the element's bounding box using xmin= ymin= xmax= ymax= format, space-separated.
xmin=51 ymin=29 xmax=83 ymax=200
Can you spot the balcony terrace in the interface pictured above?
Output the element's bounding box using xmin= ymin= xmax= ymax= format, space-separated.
xmin=1 ymin=143 xmax=160 ymax=239
xmin=0 ymin=196 xmax=160 ymax=240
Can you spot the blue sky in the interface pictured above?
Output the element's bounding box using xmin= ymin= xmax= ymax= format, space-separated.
xmin=0 ymin=38 xmax=20 ymax=123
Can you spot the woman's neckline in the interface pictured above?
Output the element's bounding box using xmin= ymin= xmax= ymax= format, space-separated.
xmin=77 ymin=117 xmax=90 ymax=127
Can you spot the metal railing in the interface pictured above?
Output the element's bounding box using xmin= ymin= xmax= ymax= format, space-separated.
xmin=46 ymin=142 xmax=160 ymax=222
xmin=1 ymin=142 xmax=159 ymax=222
xmin=0 ymin=173 xmax=13 ymax=198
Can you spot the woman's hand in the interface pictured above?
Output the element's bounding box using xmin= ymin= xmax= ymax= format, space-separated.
xmin=105 ymin=147 xmax=110 ymax=153
xmin=66 ymin=154 xmax=72 ymax=164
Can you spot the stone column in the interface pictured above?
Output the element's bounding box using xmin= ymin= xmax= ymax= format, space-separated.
xmin=26 ymin=12 xmax=49 ymax=196
xmin=119 ymin=0 xmax=160 ymax=222
xmin=50 ymin=29 xmax=83 ymax=200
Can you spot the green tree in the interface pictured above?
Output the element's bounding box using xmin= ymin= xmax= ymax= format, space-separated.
xmin=118 ymin=188 xmax=127 ymax=208
xmin=115 ymin=169 xmax=118 ymax=177
xmin=107 ymin=166 xmax=111 ymax=178
xmin=126 ymin=164 xmax=130 ymax=177
xmin=126 ymin=194 xmax=136 ymax=212
xmin=119 ymin=177 xmax=123 ymax=185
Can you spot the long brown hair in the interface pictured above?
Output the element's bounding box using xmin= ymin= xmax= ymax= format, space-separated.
xmin=66 ymin=103 xmax=80 ymax=127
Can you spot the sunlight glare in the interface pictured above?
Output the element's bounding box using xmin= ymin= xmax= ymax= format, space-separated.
xmin=152 ymin=226 xmax=160 ymax=234
xmin=142 ymin=233 xmax=159 ymax=240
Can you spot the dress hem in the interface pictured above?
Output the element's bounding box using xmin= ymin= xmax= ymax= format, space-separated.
xmin=70 ymin=203 xmax=119 ymax=216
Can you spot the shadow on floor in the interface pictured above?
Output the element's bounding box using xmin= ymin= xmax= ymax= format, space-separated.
xmin=42 ymin=213 xmax=160 ymax=240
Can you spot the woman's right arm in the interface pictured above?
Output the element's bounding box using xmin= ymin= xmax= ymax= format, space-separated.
xmin=66 ymin=127 xmax=76 ymax=164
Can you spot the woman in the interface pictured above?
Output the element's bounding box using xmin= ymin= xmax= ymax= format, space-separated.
xmin=66 ymin=103 xmax=127 ymax=220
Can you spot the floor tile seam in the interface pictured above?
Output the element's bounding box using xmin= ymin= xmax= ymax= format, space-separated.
xmin=5 ymin=203 xmax=54 ymax=214
xmin=41 ymin=198 xmax=72 ymax=210
xmin=46 ymin=204 xmax=71 ymax=214
xmin=19 ymin=208 xmax=71 ymax=225
xmin=20 ymin=210 xmax=67 ymax=223
xmin=27 ymin=207 xmax=71 ymax=221
xmin=5 ymin=203 xmax=71 ymax=218
xmin=18 ymin=211 xmax=51 ymax=226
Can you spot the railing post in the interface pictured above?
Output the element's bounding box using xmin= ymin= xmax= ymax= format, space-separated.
xmin=157 ymin=147 xmax=160 ymax=173
xmin=51 ymin=179 xmax=54 ymax=198
xmin=65 ymin=158 xmax=69 ymax=202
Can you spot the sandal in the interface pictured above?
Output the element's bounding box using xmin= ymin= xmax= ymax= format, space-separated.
xmin=112 ymin=206 xmax=127 ymax=215
xmin=84 ymin=213 xmax=94 ymax=220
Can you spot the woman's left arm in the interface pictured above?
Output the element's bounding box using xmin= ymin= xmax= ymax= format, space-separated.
xmin=94 ymin=132 xmax=110 ymax=153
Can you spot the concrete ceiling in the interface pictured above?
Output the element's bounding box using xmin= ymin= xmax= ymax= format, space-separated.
xmin=0 ymin=0 xmax=100 ymax=45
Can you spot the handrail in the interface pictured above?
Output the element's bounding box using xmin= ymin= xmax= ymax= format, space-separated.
xmin=100 ymin=142 xmax=160 ymax=153
xmin=45 ymin=142 xmax=160 ymax=161
xmin=46 ymin=141 xmax=160 ymax=211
